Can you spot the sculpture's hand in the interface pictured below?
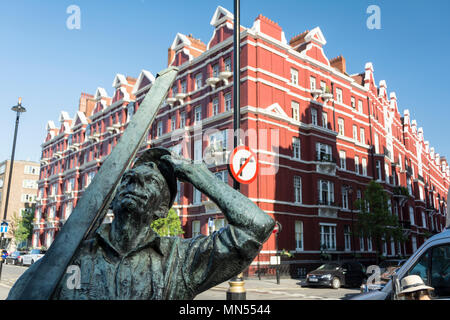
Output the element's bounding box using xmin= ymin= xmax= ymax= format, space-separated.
xmin=161 ymin=154 xmax=211 ymax=184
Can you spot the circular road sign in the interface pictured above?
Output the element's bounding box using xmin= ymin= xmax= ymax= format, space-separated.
xmin=228 ymin=146 xmax=258 ymax=184
xmin=273 ymin=221 xmax=282 ymax=234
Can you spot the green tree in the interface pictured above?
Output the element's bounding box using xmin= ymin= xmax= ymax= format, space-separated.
xmin=150 ymin=208 xmax=184 ymax=237
xmin=12 ymin=209 xmax=34 ymax=248
xmin=354 ymin=181 xmax=406 ymax=264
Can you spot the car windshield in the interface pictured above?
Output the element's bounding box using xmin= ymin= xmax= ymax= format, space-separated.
xmin=30 ymin=249 xmax=40 ymax=254
xmin=317 ymin=263 xmax=340 ymax=271
xmin=11 ymin=252 xmax=21 ymax=257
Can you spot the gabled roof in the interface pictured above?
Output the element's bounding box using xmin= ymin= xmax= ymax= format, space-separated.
xmin=170 ymin=33 xmax=192 ymax=51
xmin=58 ymin=111 xmax=71 ymax=122
xmin=94 ymin=87 xmax=109 ymax=100
xmin=304 ymin=27 xmax=327 ymax=46
xmin=112 ymin=74 xmax=128 ymax=88
xmin=132 ymin=69 xmax=156 ymax=95
xmin=210 ymin=6 xmax=234 ymax=27
xmin=72 ymin=111 xmax=88 ymax=127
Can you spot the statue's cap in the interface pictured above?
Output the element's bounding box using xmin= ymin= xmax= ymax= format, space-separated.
xmin=134 ymin=147 xmax=177 ymax=209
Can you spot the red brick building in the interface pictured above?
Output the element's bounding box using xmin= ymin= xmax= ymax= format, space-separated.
xmin=34 ymin=6 xmax=449 ymax=275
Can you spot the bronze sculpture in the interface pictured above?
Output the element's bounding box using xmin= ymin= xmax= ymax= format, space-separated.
xmin=8 ymin=148 xmax=275 ymax=299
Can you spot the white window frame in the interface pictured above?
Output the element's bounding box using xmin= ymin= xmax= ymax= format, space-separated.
xmin=338 ymin=118 xmax=345 ymax=136
xmin=290 ymin=68 xmax=298 ymax=85
xmin=291 ymin=101 xmax=300 ymax=121
xmin=311 ymin=108 xmax=318 ymax=126
xmin=320 ymin=223 xmax=337 ymax=251
xmin=339 ymin=150 xmax=346 ymax=170
xmin=344 ymin=225 xmax=351 ymax=251
xmin=295 ymin=221 xmax=304 ymax=251
xmin=292 ymin=137 xmax=301 ymax=160
xmin=294 ymin=176 xmax=302 ymax=204
xmin=192 ymin=220 xmax=201 ymax=237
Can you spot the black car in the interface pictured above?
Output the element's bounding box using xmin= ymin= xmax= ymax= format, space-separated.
xmin=5 ymin=251 xmax=27 ymax=265
xmin=305 ymin=262 xmax=367 ymax=289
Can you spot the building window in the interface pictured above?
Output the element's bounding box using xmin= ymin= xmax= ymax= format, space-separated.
xmin=358 ymin=100 xmax=363 ymax=113
xmin=351 ymin=97 xmax=356 ymax=109
xmin=316 ymin=143 xmax=332 ymax=162
xmin=294 ymin=176 xmax=302 ymax=204
xmin=291 ymin=101 xmax=300 ymax=121
xmin=21 ymin=194 xmax=36 ymax=203
xmin=193 ymin=187 xmax=201 ymax=204
xmin=385 ymin=163 xmax=390 ymax=183
xmin=318 ymin=180 xmax=334 ymax=205
xmin=215 ymin=170 xmax=228 ymax=184
xmin=320 ymin=81 xmax=326 ymax=92
xmin=339 ymin=150 xmax=346 ymax=170
xmin=194 ymin=106 xmax=202 ymax=124
xmin=360 ymin=128 xmax=365 ymax=144
xmin=344 ymin=225 xmax=351 ymax=251
xmin=362 ymin=158 xmax=368 ymax=176
xmin=360 ymin=236 xmax=365 ymax=252
xmin=212 ymin=97 xmax=219 ymax=116
xmin=310 ymin=76 xmax=316 ymax=90
xmin=180 ymin=80 xmax=187 ymax=93
xmin=292 ymin=137 xmax=301 ymax=160
xmin=355 ymin=156 xmax=360 ymax=174
xmin=409 ymin=206 xmax=415 ymax=225
xmin=24 ymin=165 xmax=39 ymax=175
xmin=23 ymin=179 xmax=38 ymax=189
xmin=171 ymin=116 xmax=176 ymax=131
xmin=367 ymin=237 xmax=373 ymax=252
xmin=336 ymin=88 xmax=343 ymax=103
xmin=321 ymin=112 xmax=328 ymax=129
xmin=290 ymin=68 xmax=298 ymax=85
xmin=342 ymin=187 xmax=349 ymax=209
xmin=311 ymin=108 xmax=318 ymax=126
xmin=320 ymin=224 xmax=336 ymax=250
xmin=209 ymin=130 xmax=228 ymax=151
xmin=224 ymin=57 xmax=232 ymax=72
xmin=224 ymin=92 xmax=232 ymax=112
xmin=295 ymin=221 xmax=304 ymax=251
xmin=192 ymin=220 xmax=201 ymax=237
xmin=338 ymin=118 xmax=345 ymax=136
xmin=180 ymin=112 xmax=186 ymax=129
xmin=412 ymin=236 xmax=417 ymax=252
xmin=157 ymin=121 xmax=163 ymax=137
xmin=195 ymin=73 xmax=202 ymax=90
xmin=376 ymin=160 xmax=382 ymax=181
xmin=422 ymin=211 xmax=427 ymax=228
xmin=212 ymin=64 xmax=219 ymax=78
xmin=374 ymin=133 xmax=379 ymax=154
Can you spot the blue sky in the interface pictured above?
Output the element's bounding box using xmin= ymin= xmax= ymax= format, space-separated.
xmin=1 ymin=0 xmax=449 ymax=163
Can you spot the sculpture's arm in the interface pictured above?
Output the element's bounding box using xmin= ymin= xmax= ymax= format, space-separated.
xmin=161 ymin=155 xmax=275 ymax=295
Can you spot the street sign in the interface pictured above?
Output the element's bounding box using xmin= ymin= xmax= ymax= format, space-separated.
xmin=273 ymin=221 xmax=282 ymax=234
xmin=228 ymin=146 xmax=258 ymax=184
xmin=0 ymin=222 xmax=8 ymax=234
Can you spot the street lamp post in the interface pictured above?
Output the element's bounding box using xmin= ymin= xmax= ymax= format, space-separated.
xmin=226 ymin=0 xmax=246 ymax=300
xmin=0 ymin=98 xmax=27 ymax=280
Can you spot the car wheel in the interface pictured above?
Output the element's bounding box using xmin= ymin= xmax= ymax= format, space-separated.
xmin=19 ymin=259 xmax=23 ymax=266
xmin=30 ymin=259 xmax=34 ymax=265
xmin=331 ymin=277 xmax=341 ymax=289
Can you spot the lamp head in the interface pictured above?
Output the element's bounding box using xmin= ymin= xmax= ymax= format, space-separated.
xmin=11 ymin=97 xmax=26 ymax=113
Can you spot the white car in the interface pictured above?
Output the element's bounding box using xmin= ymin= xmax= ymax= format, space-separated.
xmin=19 ymin=249 xmax=47 ymax=266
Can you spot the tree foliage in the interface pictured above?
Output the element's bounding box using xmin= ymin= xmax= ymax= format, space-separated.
xmin=150 ymin=208 xmax=184 ymax=237
xmin=12 ymin=210 xmax=34 ymax=246
xmin=354 ymin=181 xmax=406 ymax=263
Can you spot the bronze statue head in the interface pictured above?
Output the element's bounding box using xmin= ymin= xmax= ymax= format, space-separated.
xmin=111 ymin=148 xmax=177 ymax=223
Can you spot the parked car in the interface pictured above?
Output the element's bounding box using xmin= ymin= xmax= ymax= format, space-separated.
xmin=305 ymin=261 xmax=367 ymax=289
xmin=20 ymin=249 xmax=47 ymax=266
xmin=5 ymin=251 xmax=27 ymax=265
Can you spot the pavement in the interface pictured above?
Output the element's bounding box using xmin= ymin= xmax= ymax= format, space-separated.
xmin=195 ymin=277 xmax=361 ymax=300
xmin=0 ymin=264 xmax=361 ymax=300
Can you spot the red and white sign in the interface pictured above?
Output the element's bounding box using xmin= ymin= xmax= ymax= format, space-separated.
xmin=273 ymin=221 xmax=282 ymax=234
xmin=228 ymin=146 xmax=258 ymax=184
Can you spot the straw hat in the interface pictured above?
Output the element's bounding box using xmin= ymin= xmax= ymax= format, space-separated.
xmin=398 ymin=275 xmax=434 ymax=295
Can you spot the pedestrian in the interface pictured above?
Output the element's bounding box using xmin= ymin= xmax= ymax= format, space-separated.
xmin=397 ymin=275 xmax=434 ymax=300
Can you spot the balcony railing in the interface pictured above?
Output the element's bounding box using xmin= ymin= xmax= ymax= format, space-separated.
xmin=316 ymin=154 xmax=336 ymax=163
xmin=317 ymin=199 xmax=340 ymax=207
